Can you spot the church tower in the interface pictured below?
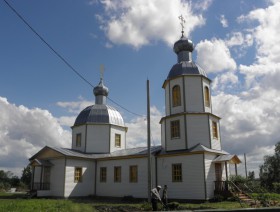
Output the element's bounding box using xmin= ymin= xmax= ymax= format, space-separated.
xmin=71 ymin=74 xmax=127 ymax=153
xmin=160 ymin=17 xmax=221 ymax=151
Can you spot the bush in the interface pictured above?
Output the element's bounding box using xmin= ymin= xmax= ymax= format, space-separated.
xmin=209 ymin=195 xmax=224 ymax=202
xmin=273 ymin=182 xmax=280 ymax=194
xmin=167 ymin=202 xmax=180 ymax=210
xmin=140 ymin=202 xmax=152 ymax=211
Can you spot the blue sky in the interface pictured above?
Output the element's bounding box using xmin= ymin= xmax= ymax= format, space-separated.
xmin=1 ymin=0 xmax=280 ymax=176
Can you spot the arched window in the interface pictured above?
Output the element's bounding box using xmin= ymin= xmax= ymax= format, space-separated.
xmin=204 ymin=86 xmax=210 ymax=107
xmin=172 ymin=85 xmax=181 ymax=107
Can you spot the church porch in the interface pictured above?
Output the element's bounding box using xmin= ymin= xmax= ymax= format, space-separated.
xmin=213 ymin=154 xmax=242 ymax=194
xmin=29 ymin=159 xmax=53 ymax=195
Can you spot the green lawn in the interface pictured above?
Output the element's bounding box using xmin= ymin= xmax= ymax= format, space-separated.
xmin=0 ymin=192 xmax=262 ymax=212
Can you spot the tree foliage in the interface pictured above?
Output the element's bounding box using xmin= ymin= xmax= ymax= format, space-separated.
xmin=259 ymin=141 xmax=280 ymax=190
xmin=0 ymin=165 xmax=32 ymax=191
xmin=21 ymin=165 xmax=32 ymax=187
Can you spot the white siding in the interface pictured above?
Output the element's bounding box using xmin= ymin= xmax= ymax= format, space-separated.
xmin=64 ymin=159 xmax=95 ymax=197
xmin=186 ymin=114 xmax=210 ymax=148
xmin=86 ymin=125 xmax=110 ymax=153
xmin=33 ymin=166 xmax=42 ymax=184
xmin=165 ymin=116 xmax=186 ymax=151
xmin=161 ymin=122 xmax=166 ymax=149
xmin=202 ymin=78 xmax=211 ymax=113
xmin=72 ymin=125 xmax=86 ymax=152
xmin=110 ymin=125 xmax=126 ymax=152
xmin=170 ymin=77 xmax=184 ymax=115
xmin=204 ymin=154 xmax=216 ymax=199
xmin=185 ymin=77 xmax=204 ymax=112
xmin=209 ymin=116 xmax=221 ymax=150
xmin=157 ymin=154 xmax=206 ymax=200
xmin=49 ymin=159 xmax=65 ymax=197
xmin=165 ymin=82 xmax=170 ymax=116
xmin=96 ymin=158 xmax=149 ymax=198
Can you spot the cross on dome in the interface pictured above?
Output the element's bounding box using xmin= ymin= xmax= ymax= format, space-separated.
xmin=178 ymin=15 xmax=186 ymax=38
xmin=100 ymin=64 xmax=104 ymax=81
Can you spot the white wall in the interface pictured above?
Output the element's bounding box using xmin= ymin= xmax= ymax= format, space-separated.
xmin=72 ymin=125 xmax=86 ymax=152
xmin=96 ymin=157 xmax=149 ymax=198
xmin=157 ymin=154 xmax=206 ymax=200
xmin=202 ymin=78 xmax=211 ymax=113
xmin=49 ymin=158 xmax=65 ymax=197
xmin=185 ymin=76 xmax=204 ymax=112
xmin=204 ymin=153 xmax=216 ymax=199
xmin=33 ymin=166 xmax=42 ymax=184
xmin=186 ymin=114 xmax=210 ymax=149
xmin=165 ymin=115 xmax=186 ymax=151
xmin=110 ymin=125 xmax=126 ymax=152
xmin=86 ymin=124 xmax=110 ymax=153
xmin=209 ymin=116 xmax=221 ymax=150
xmin=64 ymin=159 xmax=95 ymax=197
xmin=169 ymin=77 xmax=184 ymax=115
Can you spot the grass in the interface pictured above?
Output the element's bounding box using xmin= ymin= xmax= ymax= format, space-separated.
xmin=0 ymin=191 xmax=272 ymax=212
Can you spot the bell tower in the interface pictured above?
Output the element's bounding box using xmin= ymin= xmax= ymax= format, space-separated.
xmin=160 ymin=16 xmax=221 ymax=151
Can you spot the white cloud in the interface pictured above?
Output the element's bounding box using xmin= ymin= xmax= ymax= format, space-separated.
xmin=0 ymin=97 xmax=71 ymax=176
xmin=57 ymin=98 xmax=94 ymax=114
xmin=212 ymin=87 xmax=280 ymax=176
xmin=225 ymin=32 xmax=253 ymax=48
xmin=196 ymin=39 xmax=237 ymax=73
xmin=238 ymin=1 xmax=280 ymax=86
xmin=126 ymin=106 xmax=162 ymax=148
xmin=97 ymin=0 xmax=206 ymax=48
xmin=212 ymin=71 xmax=239 ymax=92
xmin=220 ymin=14 xmax=228 ymax=28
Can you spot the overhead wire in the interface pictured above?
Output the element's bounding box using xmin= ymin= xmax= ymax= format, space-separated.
xmin=3 ymin=0 xmax=145 ymax=118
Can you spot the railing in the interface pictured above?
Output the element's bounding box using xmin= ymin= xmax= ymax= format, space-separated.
xmin=32 ymin=182 xmax=50 ymax=190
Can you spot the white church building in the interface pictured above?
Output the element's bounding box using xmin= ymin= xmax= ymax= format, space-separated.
xmin=29 ymin=32 xmax=241 ymax=200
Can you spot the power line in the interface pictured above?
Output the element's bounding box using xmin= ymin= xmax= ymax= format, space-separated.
xmin=3 ymin=0 xmax=145 ymax=118
xmin=107 ymin=97 xmax=145 ymax=117
xmin=3 ymin=0 xmax=94 ymax=88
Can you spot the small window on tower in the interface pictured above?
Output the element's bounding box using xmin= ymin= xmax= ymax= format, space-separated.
xmin=212 ymin=121 xmax=218 ymax=139
xmin=76 ymin=133 xmax=81 ymax=147
xmin=204 ymin=86 xmax=210 ymax=107
xmin=115 ymin=134 xmax=121 ymax=147
xmin=171 ymin=120 xmax=180 ymax=139
xmin=172 ymin=85 xmax=181 ymax=107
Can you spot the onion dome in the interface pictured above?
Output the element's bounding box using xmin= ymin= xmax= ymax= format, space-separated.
xmin=93 ymin=79 xmax=109 ymax=99
xmin=167 ymin=36 xmax=207 ymax=79
xmin=173 ymin=36 xmax=194 ymax=54
xmin=73 ymin=78 xmax=125 ymax=127
xmin=74 ymin=104 xmax=125 ymax=126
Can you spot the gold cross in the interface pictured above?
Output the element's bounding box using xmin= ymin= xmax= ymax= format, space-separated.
xmin=178 ymin=15 xmax=185 ymax=37
xmin=100 ymin=64 xmax=104 ymax=80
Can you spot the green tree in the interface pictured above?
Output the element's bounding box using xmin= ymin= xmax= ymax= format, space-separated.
xmin=21 ymin=166 xmax=32 ymax=187
xmin=259 ymin=142 xmax=280 ymax=190
xmin=248 ymin=171 xmax=255 ymax=180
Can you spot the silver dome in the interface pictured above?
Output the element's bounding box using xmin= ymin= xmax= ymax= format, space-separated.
xmin=74 ymin=104 xmax=125 ymax=126
xmin=167 ymin=61 xmax=207 ymax=79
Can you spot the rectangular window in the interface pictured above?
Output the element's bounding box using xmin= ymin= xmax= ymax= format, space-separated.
xmin=171 ymin=120 xmax=180 ymax=139
xmin=129 ymin=165 xmax=138 ymax=183
xmin=172 ymin=164 xmax=182 ymax=182
xmin=212 ymin=121 xmax=218 ymax=138
xmin=114 ymin=166 xmax=121 ymax=182
xmin=74 ymin=167 xmax=82 ymax=183
xmin=115 ymin=134 xmax=121 ymax=147
xmin=100 ymin=167 xmax=107 ymax=182
xmin=76 ymin=133 xmax=81 ymax=147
